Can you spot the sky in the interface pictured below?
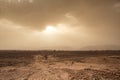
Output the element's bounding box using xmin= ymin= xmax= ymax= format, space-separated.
xmin=0 ymin=0 xmax=120 ymax=50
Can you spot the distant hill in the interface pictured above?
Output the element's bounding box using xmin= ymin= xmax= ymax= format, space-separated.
xmin=81 ymin=45 xmax=120 ymax=50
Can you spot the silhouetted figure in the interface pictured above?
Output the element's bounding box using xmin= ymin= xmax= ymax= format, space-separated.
xmin=44 ymin=55 xmax=48 ymax=60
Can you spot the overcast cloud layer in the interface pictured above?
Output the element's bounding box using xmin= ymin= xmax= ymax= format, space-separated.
xmin=0 ymin=0 xmax=120 ymax=50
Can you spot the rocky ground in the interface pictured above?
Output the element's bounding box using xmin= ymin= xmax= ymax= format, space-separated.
xmin=0 ymin=51 xmax=120 ymax=80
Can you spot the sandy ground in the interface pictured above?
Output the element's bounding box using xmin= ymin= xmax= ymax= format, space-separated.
xmin=0 ymin=51 xmax=120 ymax=80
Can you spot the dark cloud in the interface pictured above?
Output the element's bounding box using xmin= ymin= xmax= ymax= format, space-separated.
xmin=0 ymin=0 xmax=119 ymax=30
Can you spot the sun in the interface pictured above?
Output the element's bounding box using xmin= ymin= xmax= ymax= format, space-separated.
xmin=43 ymin=26 xmax=57 ymax=34
xmin=42 ymin=24 xmax=67 ymax=35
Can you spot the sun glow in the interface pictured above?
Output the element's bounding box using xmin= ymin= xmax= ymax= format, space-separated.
xmin=43 ymin=26 xmax=58 ymax=34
